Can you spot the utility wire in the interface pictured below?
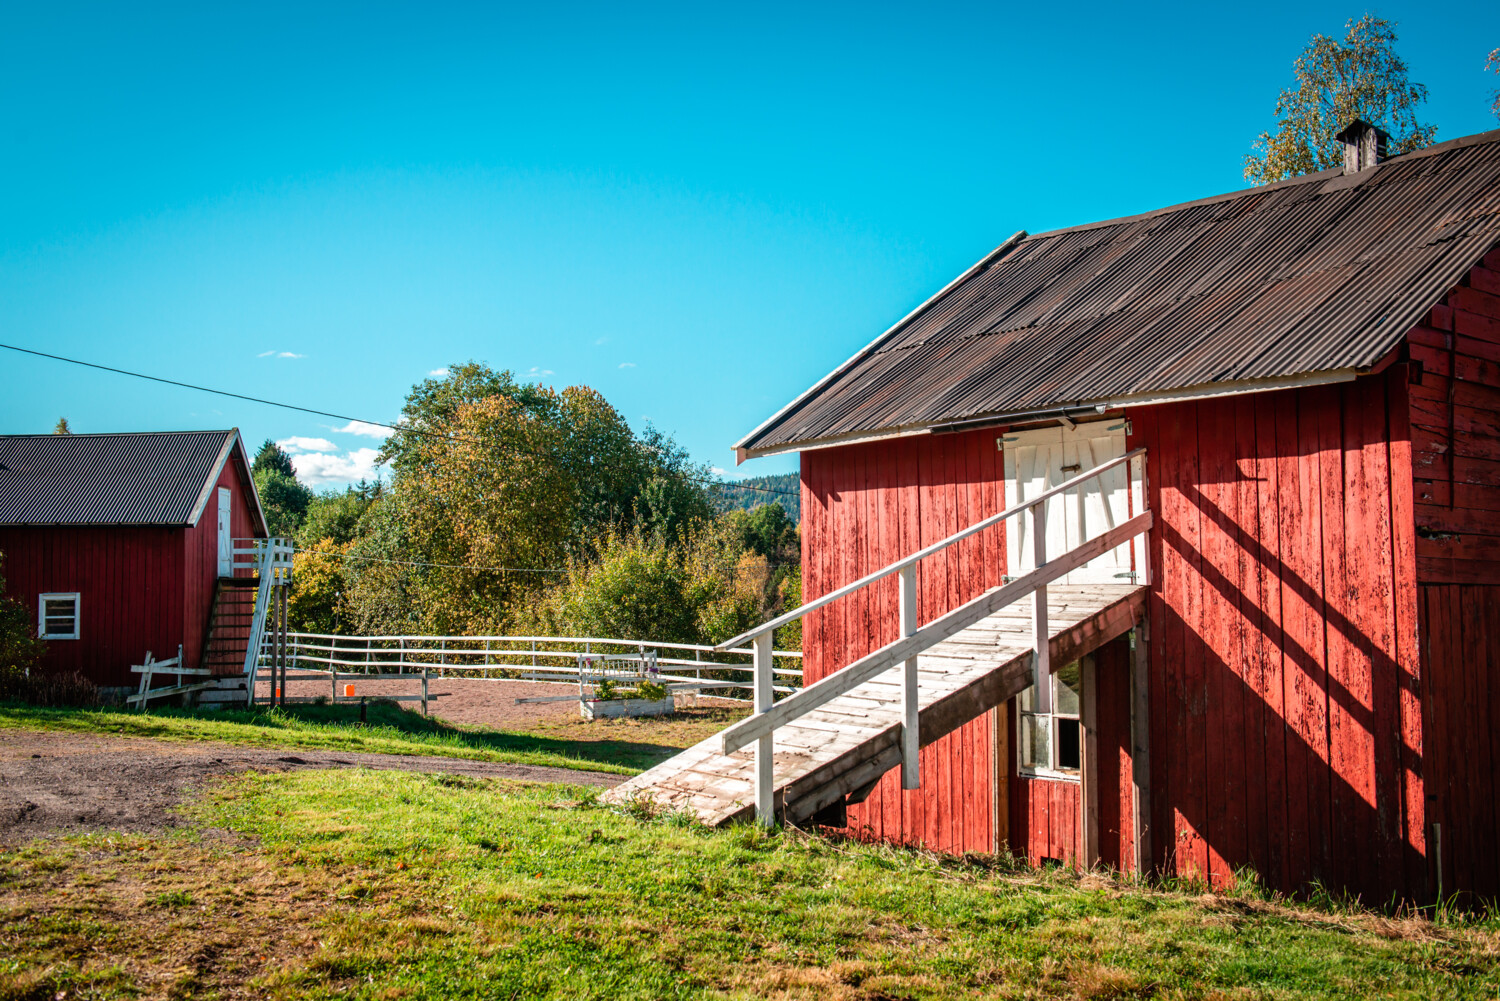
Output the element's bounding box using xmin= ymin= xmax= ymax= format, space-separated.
xmin=1 ymin=341 xmax=799 ymax=499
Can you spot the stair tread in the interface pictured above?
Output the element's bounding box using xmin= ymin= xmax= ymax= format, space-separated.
xmin=602 ymin=583 xmax=1145 ymax=827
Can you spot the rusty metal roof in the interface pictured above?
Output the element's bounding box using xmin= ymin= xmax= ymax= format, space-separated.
xmin=739 ymin=128 xmax=1500 ymax=457
xmin=0 ymin=430 xmax=254 ymax=527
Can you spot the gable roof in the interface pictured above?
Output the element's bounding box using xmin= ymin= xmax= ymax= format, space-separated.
xmin=0 ymin=430 xmax=266 ymax=531
xmin=738 ymin=127 xmax=1500 ymax=459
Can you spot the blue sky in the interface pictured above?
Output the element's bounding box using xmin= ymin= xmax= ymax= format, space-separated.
xmin=2 ymin=2 xmax=1497 ymax=486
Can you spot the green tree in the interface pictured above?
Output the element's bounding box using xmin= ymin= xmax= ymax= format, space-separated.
xmin=1244 ymin=15 xmax=1436 ymax=185
xmin=52 ymin=418 xmax=71 ymax=434
xmin=372 ymin=364 xmax=714 ymax=633
xmin=0 ymin=553 xmax=46 ymax=676
xmin=288 ymin=538 xmax=348 ymax=634
xmin=528 ymin=521 xmax=768 ymax=647
xmin=297 ymin=481 xmax=381 ymax=548
xmin=252 ymin=439 xmax=313 ymax=538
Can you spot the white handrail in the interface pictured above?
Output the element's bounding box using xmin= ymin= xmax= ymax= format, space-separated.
xmin=714 ymin=446 xmax=1146 ymax=651
xmin=719 ymin=447 xmax=1151 ymax=825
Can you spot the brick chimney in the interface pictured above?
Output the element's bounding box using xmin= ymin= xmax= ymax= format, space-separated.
xmin=1335 ymin=119 xmax=1390 ymax=174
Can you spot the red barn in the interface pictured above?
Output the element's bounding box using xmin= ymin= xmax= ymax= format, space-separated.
xmin=0 ymin=430 xmax=268 ymax=696
xmin=607 ymin=122 xmax=1500 ymax=905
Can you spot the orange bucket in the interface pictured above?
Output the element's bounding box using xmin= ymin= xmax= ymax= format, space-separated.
xmin=344 ymin=684 xmax=356 ymax=698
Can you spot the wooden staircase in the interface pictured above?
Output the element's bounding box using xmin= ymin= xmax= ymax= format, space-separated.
xmin=604 ymin=584 xmax=1144 ymax=826
xmin=199 ymin=577 xmax=260 ymax=675
xmin=603 ymin=446 xmax=1154 ymax=828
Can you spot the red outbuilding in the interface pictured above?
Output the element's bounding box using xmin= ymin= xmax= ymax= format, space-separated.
xmin=717 ymin=122 xmax=1500 ymax=905
xmin=0 ymin=430 xmax=268 ymax=696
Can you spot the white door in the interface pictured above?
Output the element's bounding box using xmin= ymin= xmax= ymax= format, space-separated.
xmin=1002 ymin=423 xmax=1131 ymax=585
xmin=217 ymin=487 xmax=233 ymax=577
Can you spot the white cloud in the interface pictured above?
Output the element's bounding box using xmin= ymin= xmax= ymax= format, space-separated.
xmin=428 ymin=367 xmax=450 ymax=378
xmin=291 ymin=447 xmax=383 ymax=486
xmin=618 ymin=362 xmax=636 ymax=369
xmin=710 ymin=466 xmax=728 ymax=476
xmin=258 ymin=350 xmax=303 ymax=359
xmin=257 ymin=350 xmax=276 ymax=358
xmin=331 ymin=420 xmax=390 ymax=439
xmin=527 ymin=366 xmax=555 ymax=377
xmin=276 ymin=436 xmax=337 ymax=454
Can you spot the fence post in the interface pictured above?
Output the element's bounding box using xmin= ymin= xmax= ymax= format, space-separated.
xmin=899 ymin=564 xmax=920 ymax=790
xmin=753 ymin=631 xmax=774 ymax=826
xmin=1032 ymin=500 xmax=1051 ymax=714
xmin=422 ymin=668 xmax=429 ymax=716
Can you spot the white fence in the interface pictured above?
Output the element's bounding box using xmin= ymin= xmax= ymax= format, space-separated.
xmin=274 ymin=633 xmax=803 ymax=700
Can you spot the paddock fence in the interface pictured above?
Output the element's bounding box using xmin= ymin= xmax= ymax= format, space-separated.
xmin=260 ymin=633 xmax=802 ymax=704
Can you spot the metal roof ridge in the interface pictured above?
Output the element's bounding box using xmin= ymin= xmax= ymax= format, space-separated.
xmin=1022 ymin=127 xmax=1500 ymax=244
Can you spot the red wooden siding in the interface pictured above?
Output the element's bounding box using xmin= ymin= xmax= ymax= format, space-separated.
xmin=1407 ymin=248 xmax=1500 ymax=585
xmin=801 ymin=427 xmax=1006 ymax=855
xmin=1419 ymin=585 xmax=1500 ymax=901
xmin=1008 ymin=768 xmax=1080 ymax=865
xmin=1403 ymin=250 xmax=1500 ymax=901
xmin=1128 ymin=369 xmax=1423 ymax=902
xmin=182 ymin=454 xmax=260 ymax=673
xmin=1093 ymin=637 xmax=1136 ymax=870
xmin=0 ymin=526 xmax=185 ymax=689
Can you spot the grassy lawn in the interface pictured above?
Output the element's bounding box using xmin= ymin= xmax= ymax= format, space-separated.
xmin=0 ymin=702 xmax=746 ymax=776
xmin=2 ymin=768 xmax=1496 ymax=999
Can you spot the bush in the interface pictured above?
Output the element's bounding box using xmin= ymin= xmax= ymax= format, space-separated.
xmin=0 ymin=552 xmax=45 ymax=675
xmin=0 ymin=668 xmax=100 ymax=708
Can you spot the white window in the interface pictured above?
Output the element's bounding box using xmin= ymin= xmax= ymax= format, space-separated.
xmin=1018 ymin=660 xmax=1082 ymax=780
xmin=38 ymin=593 xmax=80 ymax=640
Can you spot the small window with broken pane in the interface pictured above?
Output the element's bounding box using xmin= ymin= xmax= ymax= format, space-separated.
xmin=39 ymin=593 xmax=80 ymax=640
xmin=1017 ymin=659 xmax=1083 ymax=779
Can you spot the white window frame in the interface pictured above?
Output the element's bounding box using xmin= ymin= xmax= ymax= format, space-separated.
xmin=1017 ymin=659 xmax=1083 ymax=782
xmin=38 ymin=592 xmax=81 ymax=640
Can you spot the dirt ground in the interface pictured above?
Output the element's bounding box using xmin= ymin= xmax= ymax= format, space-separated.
xmin=0 ymin=730 xmax=622 ymax=843
xmin=253 ymin=672 xmax=742 ymax=728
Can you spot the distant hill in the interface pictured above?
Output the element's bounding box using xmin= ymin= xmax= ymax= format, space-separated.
xmin=711 ymin=473 xmax=800 ymax=521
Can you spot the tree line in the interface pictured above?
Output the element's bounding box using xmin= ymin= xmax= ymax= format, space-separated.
xmin=254 ymin=363 xmax=802 ymax=649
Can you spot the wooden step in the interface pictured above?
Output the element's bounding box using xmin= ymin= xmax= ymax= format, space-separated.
xmin=603 ymin=583 xmax=1145 ymax=827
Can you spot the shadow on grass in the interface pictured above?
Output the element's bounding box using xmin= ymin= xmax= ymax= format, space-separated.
xmin=0 ymin=700 xmax=693 ymax=773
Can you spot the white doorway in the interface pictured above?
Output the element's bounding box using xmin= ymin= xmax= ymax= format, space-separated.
xmin=1002 ymin=423 xmax=1131 ymax=585
xmin=217 ymin=487 xmax=233 ymax=577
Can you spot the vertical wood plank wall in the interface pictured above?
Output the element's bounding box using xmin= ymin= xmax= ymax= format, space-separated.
xmin=182 ymin=455 xmax=261 ymax=673
xmin=1128 ymin=367 xmax=1423 ymax=903
xmin=801 ymin=427 xmax=1006 ymax=855
xmin=1406 ymin=252 xmax=1500 ymax=901
xmin=0 ymin=526 xmax=185 ymax=689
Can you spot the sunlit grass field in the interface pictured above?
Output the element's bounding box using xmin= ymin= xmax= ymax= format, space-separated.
xmin=0 ymin=701 xmax=747 ymax=775
xmin=3 ymin=766 xmax=1497 ymax=999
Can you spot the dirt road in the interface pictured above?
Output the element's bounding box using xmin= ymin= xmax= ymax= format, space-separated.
xmin=0 ymin=730 xmax=623 ymax=842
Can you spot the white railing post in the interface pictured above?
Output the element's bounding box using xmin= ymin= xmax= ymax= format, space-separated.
xmin=753 ymin=630 xmax=774 ymax=826
xmin=1130 ymin=450 xmax=1151 ymax=587
xmin=899 ymin=564 xmax=920 ymax=790
xmin=1032 ymin=500 xmax=1051 ymax=714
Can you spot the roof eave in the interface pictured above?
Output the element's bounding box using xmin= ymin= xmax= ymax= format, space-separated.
xmin=738 ymin=367 xmax=1367 ymax=459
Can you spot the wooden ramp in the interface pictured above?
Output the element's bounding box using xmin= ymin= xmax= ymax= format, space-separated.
xmin=603 ymin=583 xmax=1145 ymax=827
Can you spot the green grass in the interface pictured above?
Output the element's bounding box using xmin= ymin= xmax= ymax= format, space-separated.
xmin=0 ymin=702 xmax=673 ymax=775
xmin=5 ymin=769 xmax=1496 ymax=999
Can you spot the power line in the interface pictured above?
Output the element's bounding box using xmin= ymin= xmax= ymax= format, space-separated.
xmin=0 ymin=341 xmax=799 ymax=499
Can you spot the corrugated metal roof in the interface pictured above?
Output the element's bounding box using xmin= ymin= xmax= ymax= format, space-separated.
xmin=740 ymin=127 xmax=1500 ymax=456
xmin=0 ymin=430 xmax=242 ymax=526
